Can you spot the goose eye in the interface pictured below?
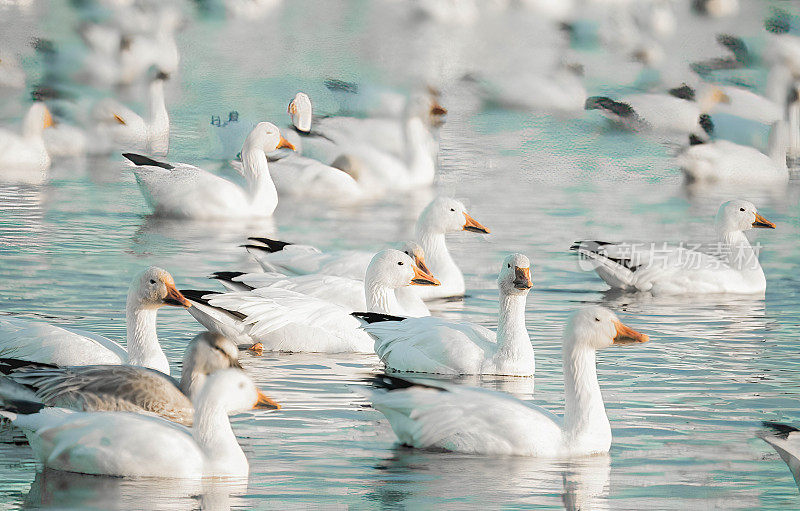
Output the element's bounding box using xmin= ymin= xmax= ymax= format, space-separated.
xmin=398 ymin=261 xmax=404 ymax=265
xmin=595 ymin=317 xmax=600 ymax=322
xmin=450 ymin=208 xmax=455 ymax=212
xmin=149 ymin=279 xmax=156 ymax=285
xmin=739 ymin=208 xmax=745 ymax=212
xmin=507 ymin=264 xmax=511 ymax=268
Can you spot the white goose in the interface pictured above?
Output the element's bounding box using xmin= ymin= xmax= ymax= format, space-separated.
xmin=361 ymin=306 xmax=648 ymax=456
xmin=0 ymin=267 xmax=190 ymax=375
xmin=0 ymin=102 xmax=54 ymax=174
xmin=759 ymin=422 xmax=800 ymax=487
xmin=571 ymin=200 xmax=776 ymax=295
xmin=220 ymin=241 xmax=432 ymax=317
xmin=355 ymin=253 xmax=534 ymax=376
xmin=0 ymin=332 xmax=278 ymax=426
xmin=92 ymin=71 xmax=170 ymax=156
xmin=246 ymin=196 xmax=490 ymax=300
xmin=125 ymin=122 xmax=295 ymax=219
xmin=0 ymin=368 xmax=275 ymax=478
xmin=677 ymin=121 xmax=789 ymax=184
xmin=181 ymin=250 xmax=440 ymax=354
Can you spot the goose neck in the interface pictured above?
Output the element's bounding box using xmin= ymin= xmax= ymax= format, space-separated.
xmin=562 ymin=344 xmax=609 ymax=443
xmin=365 ymin=279 xmax=401 ymax=315
xmin=495 ymin=292 xmax=530 ymax=356
xmin=147 ymin=80 xmax=170 ymax=154
xmin=718 ymin=230 xmax=763 ymax=275
xmin=192 ymin=392 xmax=246 ymax=474
xmin=125 ymin=295 xmax=169 ymax=375
xmin=241 ymin=144 xmax=278 ymax=214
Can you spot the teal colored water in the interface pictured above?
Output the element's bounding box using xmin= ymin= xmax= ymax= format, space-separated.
xmin=1 ymin=0 xmax=800 ymax=509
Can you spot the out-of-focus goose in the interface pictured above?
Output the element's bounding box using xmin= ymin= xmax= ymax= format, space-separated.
xmin=0 ymin=102 xmax=54 ymax=174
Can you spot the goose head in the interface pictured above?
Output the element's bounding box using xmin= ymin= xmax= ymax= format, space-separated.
xmin=181 ymin=332 xmax=245 ymax=399
xmin=497 ymin=253 xmax=533 ymax=296
xmin=565 ymin=306 xmax=648 ymax=352
xmin=23 ymin=102 xmax=54 ymax=138
xmin=417 ymin=197 xmax=490 ymax=236
xmin=130 ymin=266 xmax=191 ymax=310
xmin=397 ymin=241 xmax=432 ymax=275
xmin=197 ymin=368 xmax=280 ymax=413
xmin=365 ymin=249 xmax=440 ymax=289
xmin=407 ymin=91 xmax=447 ymax=126
xmin=715 ymin=200 xmax=776 ymax=235
xmin=287 ymin=92 xmax=312 ymax=132
xmin=243 ymin=122 xmax=296 ymax=154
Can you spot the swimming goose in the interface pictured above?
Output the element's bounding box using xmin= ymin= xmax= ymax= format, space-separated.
xmin=0 ymin=368 xmax=275 ymax=478
xmin=361 ymin=306 xmax=648 ymax=456
xmin=0 ymin=102 xmax=54 ymax=174
xmin=677 ymin=121 xmax=789 ymax=184
xmin=0 ymin=267 xmax=190 ymax=375
xmin=584 ymin=87 xmax=729 ymax=139
xmin=0 ymin=332 xmax=278 ymax=426
xmin=223 ymin=241 xmax=432 ymax=317
xmin=759 ymin=422 xmax=800 ymax=487
xmin=354 ymin=253 xmax=534 ymax=376
xmin=92 ymin=71 xmax=170 ymax=156
xmin=125 ymin=122 xmax=295 ymax=219
xmin=571 ymin=200 xmax=776 ymax=295
xmin=181 ymin=250 xmax=440 ymax=353
xmin=246 ymin=197 xmax=489 ymax=300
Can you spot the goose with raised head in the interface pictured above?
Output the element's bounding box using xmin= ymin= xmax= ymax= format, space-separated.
xmin=246 ymin=197 xmax=489 ymax=300
xmin=125 ymin=122 xmax=295 ymax=219
xmin=215 ymin=241 xmax=432 ymax=317
xmin=0 ymin=102 xmax=54 ymax=174
xmin=361 ymin=306 xmax=648 ymax=456
xmin=0 ymin=267 xmax=190 ymax=375
xmin=354 ymin=254 xmax=534 ymax=376
xmin=0 ymin=332 xmax=278 ymax=426
xmin=571 ymin=200 xmax=775 ymax=294
xmin=0 ymin=368 xmax=276 ymax=478
xmin=181 ymin=250 xmax=440 ymax=354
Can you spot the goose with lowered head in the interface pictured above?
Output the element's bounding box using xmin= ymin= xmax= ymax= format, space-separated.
xmin=354 ymin=253 xmax=534 ymax=376
xmin=246 ymin=196 xmax=489 ymax=300
xmin=361 ymin=306 xmax=648 ymax=456
xmin=571 ymin=200 xmax=775 ymax=295
xmin=0 ymin=267 xmax=190 ymax=375
xmin=181 ymin=249 xmax=440 ymax=354
xmin=0 ymin=332 xmax=278 ymax=426
xmin=125 ymin=122 xmax=295 ymax=219
xmin=0 ymin=368 xmax=276 ymax=478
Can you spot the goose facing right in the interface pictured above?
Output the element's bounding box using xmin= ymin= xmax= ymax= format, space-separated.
xmin=361 ymin=306 xmax=648 ymax=456
xmin=0 ymin=102 xmax=54 ymax=174
xmin=0 ymin=368 xmax=276 ymax=478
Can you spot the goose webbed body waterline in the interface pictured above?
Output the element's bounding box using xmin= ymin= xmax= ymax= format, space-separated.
xmin=356 ymin=254 xmax=534 ymax=376
xmin=0 ymin=267 xmax=189 ymax=375
xmin=0 ymin=368 xmax=276 ymax=478
xmin=361 ymin=307 xmax=648 ymax=456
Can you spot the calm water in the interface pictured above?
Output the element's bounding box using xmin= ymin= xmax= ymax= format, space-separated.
xmin=1 ymin=0 xmax=800 ymax=509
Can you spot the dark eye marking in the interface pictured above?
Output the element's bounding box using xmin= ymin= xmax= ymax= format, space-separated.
xmin=450 ymin=208 xmax=455 ymax=212
xmin=507 ymin=264 xmax=511 ymax=268
xmin=149 ymin=279 xmax=156 ymax=284
xmin=739 ymin=208 xmax=745 ymax=212
xmin=398 ymin=261 xmax=404 ymax=265
xmin=595 ymin=317 xmax=600 ymax=322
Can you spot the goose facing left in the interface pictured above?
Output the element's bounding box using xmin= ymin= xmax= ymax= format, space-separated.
xmin=0 ymin=368 xmax=276 ymax=478
xmin=0 ymin=102 xmax=54 ymax=174
xmin=0 ymin=332 xmax=278 ymax=426
xmin=0 ymin=267 xmax=190 ymax=375
xmin=125 ymin=122 xmax=295 ymax=219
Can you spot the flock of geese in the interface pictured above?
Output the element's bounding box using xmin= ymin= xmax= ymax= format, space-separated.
xmin=1 ymin=0 xmax=800 ymax=494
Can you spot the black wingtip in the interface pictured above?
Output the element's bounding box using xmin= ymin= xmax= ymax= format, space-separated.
xmin=689 ymin=134 xmax=705 ymax=146
xmin=584 ymin=96 xmax=635 ymax=118
xmin=210 ymin=271 xmax=246 ymax=282
xmin=0 ymin=397 xmax=45 ymax=415
xmin=246 ymin=238 xmax=293 ymax=253
xmin=178 ymin=289 xmax=216 ymax=306
xmin=668 ymin=83 xmax=696 ymax=101
xmin=762 ymin=421 xmax=799 ymax=439
xmin=351 ymin=312 xmax=407 ymax=324
xmin=122 ymin=153 xmax=174 ymax=170
xmin=369 ymin=374 xmax=447 ymax=392
xmin=324 ymin=78 xmax=359 ymax=94
xmin=0 ymin=358 xmax=58 ymax=375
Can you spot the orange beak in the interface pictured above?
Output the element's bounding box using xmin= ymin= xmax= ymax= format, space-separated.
xmin=287 ymin=101 xmax=297 ymax=116
xmin=43 ymin=108 xmax=54 ymax=129
xmin=113 ymin=113 xmax=126 ymax=125
xmin=254 ymin=389 xmax=281 ymax=410
xmin=463 ymin=212 xmax=490 ymax=234
xmin=413 ymin=254 xmax=432 ymax=276
xmin=612 ymin=321 xmax=649 ymax=345
xmin=752 ymin=213 xmax=776 ymax=229
xmin=430 ymin=101 xmax=447 ymax=116
xmin=163 ymin=283 xmax=191 ymax=308
xmin=410 ymin=265 xmax=440 ymax=286
xmin=277 ymin=135 xmax=296 ymax=151
xmin=249 ymin=342 xmax=264 ymax=355
xmin=513 ymin=266 xmax=532 ymax=290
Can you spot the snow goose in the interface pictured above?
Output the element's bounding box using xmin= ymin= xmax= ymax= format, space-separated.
xmin=0 ymin=53 xmax=26 ymax=89
xmin=0 ymin=267 xmax=190 ymax=374
xmin=360 ymin=306 xmax=648 ymax=456
xmin=181 ymin=249 xmax=440 ymax=354
xmin=125 ymin=122 xmax=295 ymax=219
xmin=759 ymin=422 xmax=800 ymax=487
xmin=92 ymin=71 xmax=170 ymax=156
xmin=354 ymin=253 xmax=534 ymax=376
xmin=0 ymin=102 xmax=54 ymax=174
xmin=584 ymin=87 xmax=729 ymax=139
xmin=0 ymin=332 xmax=278 ymax=426
xmin=246 ymin=196 xmax=489 ymax=300
xmin=571 ymin=200 xmax=776 ymax=295
xmin=677 ymin=121 xmax=789 ymax=185
xmin=0 ymin=368 xmax=275 ymax=478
